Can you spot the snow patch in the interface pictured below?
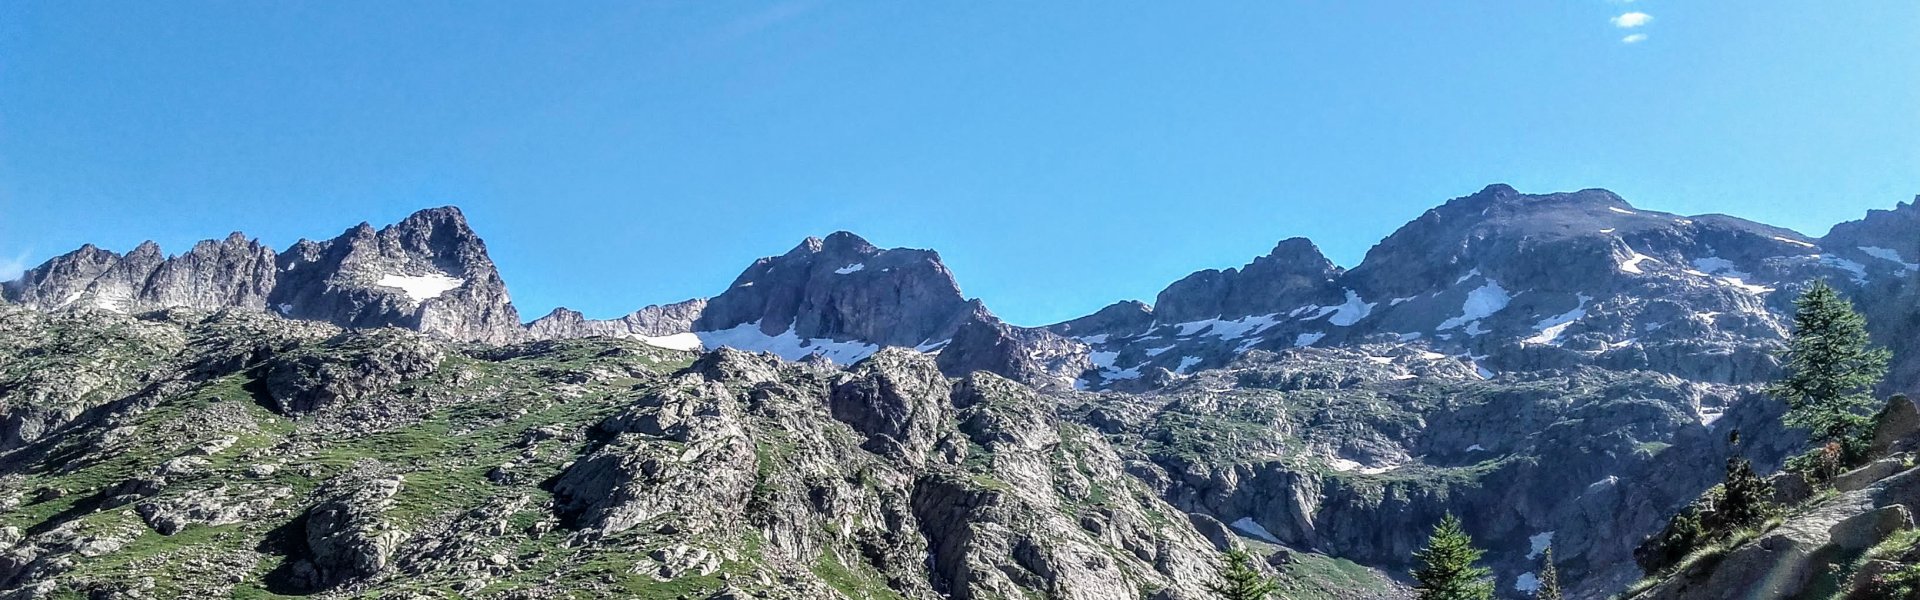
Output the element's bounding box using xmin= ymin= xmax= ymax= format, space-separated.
xmin=1101 ymin=365 xmax=1145 ymax=381
xmin=1231 ymin=518 xmax=1281 ymax=543
xmin=1524 ymin=294 xmax=1591 ymax=346
xmin=695 ymin=320 xmax=881 ymax=364
xmin=1173 ymin=314 xmax=1282 ymax=341
xmin=1618 ymin=247 xmax=1658 ymax=274
xmin=1774 ymin=236 xmax=1816 ymax=248
xmin=833 ymin=263 xmax=866 ymax=275
xmin=1175 ymin=356 xmax=1203 ymax=374
xmin=1436 ymin=280 xmax=1511 ymax=331
xmin=1145 ymin=345 xmax=1177 ymax=357
xmin=1294 ymin=332 xmax=1325 ymax=347
xmin=1818 ymin=255 xmax=1869 ymax=283
xmin=1691 ymin=257 xmax=1774 ymax=294
xmin=1465 ymin=444 xmax=1486 ymax=452
xmin=1528 ymin=531 xmax=1555 ymax=559
xmin=1390 ymin=296 xmax=1416 ymax=306
xmin=1075 ymin=334 xmax=1110 ymax=345
xmin=1861 ymin=246 xmax=1920 ymax=272
xmin=1326 ymin=289 xmax=1375 ymax=327
xmin=638 ymin=332 xmax=703 ymax=352
xmin=1326 ymin=457 xmax=1396 ymax=475
xmin=375 ymin=273 xmax=465 ymax=302
xmin=1515 ymin=572 xmax=1541 ymax=593
xmin=1608 ymin=206 xmax=1636 ymax=215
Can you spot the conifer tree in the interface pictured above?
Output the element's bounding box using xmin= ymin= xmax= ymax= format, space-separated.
xmin=1206 ymin=549 xmax=1280 ymax=600
xmin=1412 ymin=513 xmax=1494 ymax=600
xmin=1716 ymin=456 xmax=1775 ymax=530
xmin=1534 ymin=545 xmax=1561 ymax=600
xmin=1766 ymin=281 xmax=1890 ymax=456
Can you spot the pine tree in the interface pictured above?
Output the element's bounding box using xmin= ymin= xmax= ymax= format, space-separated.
xmin=1766 ymin=281 xmax=1890 ymax=455
xmin=1205 ymin=549 xmax=1280 ymax=600
xmin=1535 ymin=545 xmax=1562 ymax=600
xmin=1412 ymin=514 xmax=1494 ymax=600
xmin=1716 ymin=456 xmax=1775 ymax=530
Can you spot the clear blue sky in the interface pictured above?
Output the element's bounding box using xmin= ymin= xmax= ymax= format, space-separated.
xmin=3 ymin=2 xmax=1916 ymax=326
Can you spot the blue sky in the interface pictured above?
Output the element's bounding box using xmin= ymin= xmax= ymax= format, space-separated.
xmin=2 ymin=2 xmax=1916 ymax=326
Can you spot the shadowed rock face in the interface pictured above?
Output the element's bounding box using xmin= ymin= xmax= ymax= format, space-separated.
xmin=271 ymin=207 xmax=521 ymax=344
xmin=693 ymin=231 xmax=976 ymax=348
xmin=1821 ymin=198 xmax=1920 ymax=395
xmin=529 ymin=231 xmax=1089 ymax=388
xmin=1153 ymin=237 xmax=1345 ymax=324
xmin=2 ymin=207 xmax=522 ymax=344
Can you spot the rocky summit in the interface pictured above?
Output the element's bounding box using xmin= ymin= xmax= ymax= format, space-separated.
xmin=2 ymin=185 xmax=1919 ymax=599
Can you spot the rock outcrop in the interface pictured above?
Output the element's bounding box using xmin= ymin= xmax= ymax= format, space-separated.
xmin=1 ymin=207 xmax=521 ymax=344
xmin=271 ymin=207 xmax=521 ymax=344
xmin=694 ymin=231 xmax=976 ymax=350
xmin=524 ymin=299 xmax=707 ymax=340
xmin=1629 ymin=405 xmax=1920 ymax=600
xmin=1055 ymin=184 xmax=1889 ymax=391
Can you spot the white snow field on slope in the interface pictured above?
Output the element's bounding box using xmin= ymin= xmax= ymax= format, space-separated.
xmin=375 ymin=273 xmax=465 ymax=302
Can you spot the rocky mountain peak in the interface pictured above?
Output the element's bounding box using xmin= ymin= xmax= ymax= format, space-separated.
xmin=1152 ymin=236 xmax=1345 ymax=324
xmin=1048 ymin=300 xmax=1155 ymax=339
xmin=693 ymin=232 xmax=972 ymax=350
xmin=525 ymin=299 xmax=708 ymax=342
xmin=2 ymin=206 xmax=519 ymax=344
xmin=271 ymin=206 xmax=521 ymax=344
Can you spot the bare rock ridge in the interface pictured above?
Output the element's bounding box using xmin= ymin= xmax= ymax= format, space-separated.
xmin=693 ymin=231 xmax=973 ymax=348
xmin=9 ymin=185 xmax=1920 ymax=394
xmin=1 ymin=206 xmax=521 ymax=344
xmin=529 ymin=230 xmax=1092 ymax=388
xmin=5 ymin=184 xmax=1920 ymax=599
xmin=1055 ymin=184 xmax=1920 ymax=394
xmin=523 ymin=299 xmax=707 ymax=341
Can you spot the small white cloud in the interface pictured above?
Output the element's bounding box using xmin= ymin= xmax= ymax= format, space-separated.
xmin=1612 ymin=12 xmax=1653 ymax=28
xmin=1622 ymin=33 xmax=1649 ymax=44
xmin=0 ymin=251 xmax=30 ymax=281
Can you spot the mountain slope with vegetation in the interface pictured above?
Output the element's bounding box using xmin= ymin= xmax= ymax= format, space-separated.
xmin=3 ymin=186 xmax=1919 ymax=599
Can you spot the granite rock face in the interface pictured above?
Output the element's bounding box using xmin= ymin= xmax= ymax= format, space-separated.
xmin=271 ymin=207 xmax=521 ymax=344
xmin=1054 ymin=184 xmax=1909 ymax=393
xmin=692 ymin=231 xmax=977 ymax=349
xmin=1153 ymin=237 xmax=1345 ymax=324
xmin=524 ymin=299 xmax=707 ymax=340
xmin=2 ymin=207 xmax=521 ymax=344
xmin=527 ymin=231 xmax=1090 ymax=388
xmin=0 ymin=235 xmax=275 ymax=315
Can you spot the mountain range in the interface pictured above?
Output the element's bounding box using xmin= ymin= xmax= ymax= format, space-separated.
xmin=13 ymin=184 xmax=1920 ymax=397
xmin=3 ymin=184 xmax=1919 ymax=599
